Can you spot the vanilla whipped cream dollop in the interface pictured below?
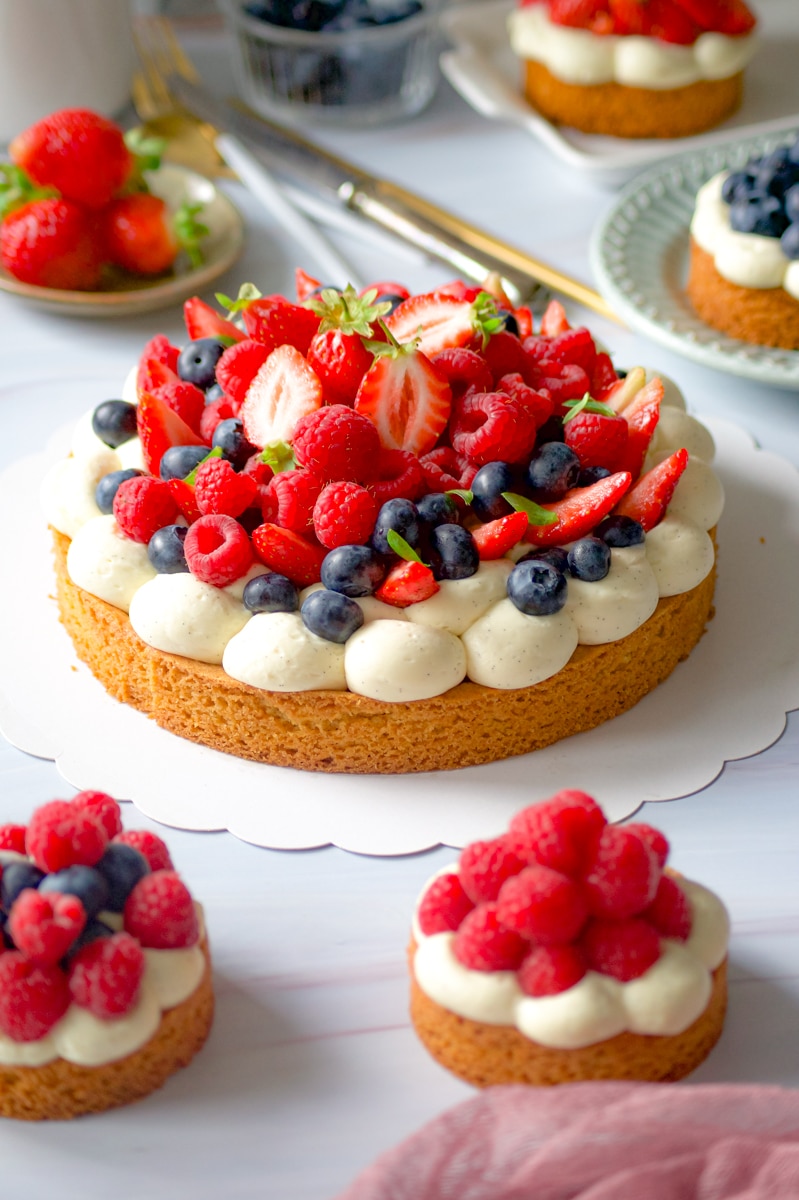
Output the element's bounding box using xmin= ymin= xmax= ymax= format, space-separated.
xmin=223 ymin=610 xmax=346 ymax=691
xmin=413 ymin=877 xmax=729 ymax=1049
xmin=344 ymin=620 xmax=467 ymax=701
xmin=461 ymin=600 xmax=577 ymax=689
xmin=507 ymin=5 xmax=756 ymax=89
xmin=691 ymin=173 xmax=799 ymax=301
xmin=67 ymin=515 xmax=157 ymax=613
xmin=564 ymin=544 xmax=659 ymax=645
xmin=129 ymin=573 xmax=250 ymax=664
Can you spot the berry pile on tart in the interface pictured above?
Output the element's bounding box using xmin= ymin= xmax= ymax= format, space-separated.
xmin=43 ymin=268 xmax=723 ymax=774
xmin=410 ymin=789 xmax=729 ymax=1087
xmin=0 ymin=792 xmax=212 ymax=1119
xmin=507 ymin=0 xmax=758 ymax=140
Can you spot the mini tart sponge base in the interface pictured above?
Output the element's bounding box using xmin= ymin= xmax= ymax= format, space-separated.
xmin=522 ymin=61 xmax=743 ymax=139
xmin=687 ymin=238 xmax=799 ymax=351
xmin=52 ymin=528 xmax=716 ymax=775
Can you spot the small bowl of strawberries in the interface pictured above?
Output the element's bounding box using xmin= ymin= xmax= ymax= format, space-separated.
xmin=0 ymin=107 xmax=244 ymax=317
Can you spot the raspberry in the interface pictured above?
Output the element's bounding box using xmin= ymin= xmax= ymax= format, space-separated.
xmin=200 ymin=395 xmax=241 ymax=444
xmin=366 ymin=449 xmax=425 ymax=505
xmin=123 ymin=870 xmax=199 ymax=949
xmin=496 ymin=865 xmax=588 ymax=945
xmin=583 ymin=826 xmax=661 ymax=919
xmin=545 ymin=326 xmax=598 ymax=373
xmin=8 ymin=889 xmax=87 ymax=965
xmin=581 ymin=917 xmax=661 ymax=982
xmin=313 ymin=481 xmax=378 ymax=549
xmin=291 ymin=405 xmax=382 ymax=483
xmin=0 ymin=953 xmax=70 ymax=1041
xmin=114 ymin=829 xmax=174 ymax=872
xmin=517 ymin=943 xmax=587 ymax=997
xmin=72 ymin=790 xmax=122 ymax=839
xmin=483 ymin=330 xmax=536 ymax=385
xmin=419 ymin=446 xmax=477 ymax=492
xmin=194 ymin=457 xmax=257 ymax=518
xmin=68 ymin=931 xmax=145 ymax=1018
xmin=0 ymin=824 xmax=27 ymax=853
xmin=644 ymin=875 xmax=692 ymax=940
xmin=453 ymin=903 xmax=528 ymax=972
xmin=431 ymin=347 xmax=493 ymax=396
xmin=113 ymin=475 xmax=180 ymax=544
xmin=26 ymin=799 xmax=108 ymax=872
xmin=417 ymin=873 xmax=475 ymax=936
xmin=536 ymin=361 xmax=591 ymax=405
xmin=265 ymin=469 xmax=324 ymax=534
xmin=496 ymin=373 xmax=553 ymax=428
xmin=450 ymin=391 xmax=539 ymax=465
xmin=624 ymin=822 xmax=670 ymax=869
xmin=458 ymin=836 xmax=525 ymax=905
xmin=153 ymin=380 xmax=205 ymax=435
xmin=184 ymin=514 xmax=253 ymax=587
xmin=507 ymin=791 xmax=606 ymax=878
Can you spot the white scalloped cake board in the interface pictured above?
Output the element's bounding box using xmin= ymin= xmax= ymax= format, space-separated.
xmin=2 ymin=376 xmax=799 ymax=856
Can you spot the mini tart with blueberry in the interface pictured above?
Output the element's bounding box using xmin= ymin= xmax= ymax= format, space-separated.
xmin=687 ymin=135 xmax=799 ymax=350
xmin=409 ymin=790 xmax=729 ymax=1088
xmin=0 ymin=793 xmax=212 ymax=1120
xmin=44 ymin=275 xmax=722 ymax=775
xmin=508 ymin=0 xmax=758 ymax=140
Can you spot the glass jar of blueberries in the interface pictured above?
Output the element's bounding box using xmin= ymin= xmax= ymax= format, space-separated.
xmin=218 ymin=0 xmax=446 ymax=127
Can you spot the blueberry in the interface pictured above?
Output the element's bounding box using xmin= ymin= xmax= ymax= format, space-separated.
xmin=63 ymin=918 xmax=115 ymax=963
xmin=595 ymin=514 xmax=645 ymax=548
xmin=722 ymin=170 xmax=754 ymax=204
xmin=205 ymin=383 xmax=225 ymax=404
xmin=94 ymin=844 xmax=149 ymax=912
xmin=526 ymin=442 xmax=581 ymax=498
xmin=159 ymin=444 xmax=209 ymax=482
xmin=729 ymin=195 xmax=788 ymax=238
xmin=148 ymin=524 xmax=189 ymax=574
xmin=517 ymin=545 xmax=569 ymax=573
xmin=95 ymin=468 xmax=144 ymax=514
xmin=567 ymin=536 xmax=611 ymax=582
xmin=470 ymin=461 xmax=515 ymax=522
xmin=754 ymin=148 xmax=799 ymax=199
xmin=507 ymin=559 xmax=568 ymax=616
xmin=177 ymin=338 xmax=227 ymax=390
xmin=781 ymin=222 xmax=799 ymax=261
xmin=39 ymin=866 xmax=109 ymax=920
xmin=243 ymin=572 xmax=299 ymax=613
xmin=578 ymin=465 xmax=611 ymax=487
xmin=239 ymin=506 xmax=266 ymax=534
xmin=416 ymin=492 xmax=460 ymax=527
xmin=497 ymin=309 xmax=519 ymax=336
xmin=785 ymin=185 xmax=799 ymax=226
xmin=321 ymin=545 xmax=385 ymax=596
xmin=534 ymin=414 xmax=566 ymax=445
xmin=212 ymin=418 xmax=257 ymax=470
xmin=371 ymin=498 xmax=420 ymax=555
xmin=301 ymin=589 xmax=364 ymax=642
xmin=428 ymin=524 xmax=479 ymax=581
xmin=91 ymin=400 xmax=138 ymax=449
xmin=0 ymin=862 xmax=44 ymax=911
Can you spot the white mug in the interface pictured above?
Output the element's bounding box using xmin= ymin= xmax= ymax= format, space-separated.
xmin=0 ymin=0 xmax=135 ymax=145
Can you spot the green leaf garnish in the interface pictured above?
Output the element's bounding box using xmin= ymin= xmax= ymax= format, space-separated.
xmin=183 ymin=445 xmax=223 ymax=486
xmin=501 ymin=492 xmax=558 ymax=525
xmin=0 ymin=164 xmax=56 ymax=218
xmin=387 ymin=529 xmax=424 ymax=563
xmin=260 ymin=441 xmax=295 ymax=474
xmin=562 ymin=393 xmax=617 ymax=423
xmin=217 ymin=282 xmax=262 ymax=315
xmin=447 ymin=488 xmax=473 ymax=505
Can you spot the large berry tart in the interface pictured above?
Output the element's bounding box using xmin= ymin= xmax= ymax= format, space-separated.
xmin=0 ymin=792 xmax=212 ymax=1119
xmin=507 ymin=0 xmax=758 ymax=139
xmin=410 ymin=790 xmax=729 ymax=1087
xmin=687 ymin=134 xmax=799 ymax=350
xmin=42 ymin=269 xmax=723 ymax=774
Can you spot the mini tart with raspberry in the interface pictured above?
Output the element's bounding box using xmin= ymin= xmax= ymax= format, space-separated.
xmin=0 ymin=793 xmax=212 ymax=1120
xmin=409 ymin=790 xmax=729 ymax=1087
xmin=507 ymin=0 xmax=758 ymax=139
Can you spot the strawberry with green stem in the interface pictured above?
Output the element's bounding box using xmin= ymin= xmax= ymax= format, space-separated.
xmin=304 ymin=285 xmax=392 ymax=406
xmin=102 ymin=194 xmax=209 ymax=276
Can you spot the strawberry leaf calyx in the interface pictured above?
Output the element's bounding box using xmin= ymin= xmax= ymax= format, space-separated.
xmin=502 ymin=492 xmax=558 ymax=525
xmin=562 ymin=394 xmax=617 ymax=423
xmin=0 ymin=164 xmax=56 ymax=218
xmin=217 ymin=282 xmax=262 ymax=316
xmin=363 ymin=320 xmax=419 ymax=359
xmin=123 ymin=127 xmax=167 ymax=179
xmin=174 ymin=201 xmax=209 ymax=269
xmin=387 ymin=529 xmax=424 ymax=564
xmin=260 ymin=441 xmax=296 ymax=474
xmin=471 ymin=291 xmax=505 ymax=349
xmin=304 ymin=284 xmax=392 ymax=337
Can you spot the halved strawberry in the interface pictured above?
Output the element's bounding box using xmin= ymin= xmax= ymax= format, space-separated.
xmin=385 ymin=290 xmax=502 ymax=358
xmin=215 ymin=339 xmax=270 ymax=408
xmin=513 ymin=305 xmax=534 ymax=339
xmin=251 ymin=523 xmax=326 ymax=587
xmin=183 ymin=296 xmax=245 ymax=343
xmin=240 ymin=344 xmax=323 ymax=449
xmin=374 ymin=559 xmax=439 ymax=607
xmin=525 ymin=471 xmax=632 ymax=547
xmin=136 ymin=391 xmax=207 ymax=475
xmin=354 ymin=334 xmax=452 ymax=457
xmin=617 ymin=377 xmax=663 ymax=478
xmin=472 ymin=511 xmax=529 ymax=560
xmin=167 ymin=477 xmax=201 ymax=524
xmin=614 ymin=449 xmax=688 ymax=530
xmin=539 ymin=299 xmax=570 ymax=337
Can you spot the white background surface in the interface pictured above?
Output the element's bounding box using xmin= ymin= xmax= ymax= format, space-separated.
xmin=1 ymin=10 xmax=799 ymax=1197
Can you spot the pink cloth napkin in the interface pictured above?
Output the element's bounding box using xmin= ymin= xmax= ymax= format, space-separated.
xmin=336 ymin=1082 xmax=799 ymax=1199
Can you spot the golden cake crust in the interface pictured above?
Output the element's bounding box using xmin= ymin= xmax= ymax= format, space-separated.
xmin=687 ymin=238 xmax=799 ymax=351
xmin=522 ymin=61 xmax=742 ymax=138
xmin=408 ymin=939 xmax=727 ymax=1087
xmin=0 ymin=939 xmax=213 ymax=1120
xmin=51 ymin=528 xmax=716 ymax=775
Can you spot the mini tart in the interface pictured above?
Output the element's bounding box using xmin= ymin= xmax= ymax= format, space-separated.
xmin=0 ymin=939 xmax=213 ymax=1121
xmin=687 ymin=238 xmax=799 ymax=351
xmin=51 ymin=529 xmax=717 ymax=775
xmin=522 ymin=61 xmax=743 ymax=139
xmin=408 ymin=939 xmax=727 ymax=1087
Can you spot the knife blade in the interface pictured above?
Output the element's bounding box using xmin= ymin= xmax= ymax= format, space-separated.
xmin=169 ymin=74 xmax=617 ymax=319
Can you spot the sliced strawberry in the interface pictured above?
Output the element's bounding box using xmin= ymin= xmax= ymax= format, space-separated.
xmin=617 ymin=377 xmax=663 ymax=478
xmin=242 ymin=296 xmax=320 ymax=354
xmin=513 ymin=305 xmax=534 ymax=339
xmin=251 ymin=523 xmax=327 ymax=587
xmin=647 ymin=0 xmax=700 ymax=44
xmin=672 ymin=0 xmax=755 ymax=34
xmin=600 ymin=366 xmax=647 ymax=412
xmin=483 ymin=329 xmax=536 ymax=386
xmin=240 ymin=344 xmax=323 ymax=450
xmin=539 ymin=299 xmax=570 ymax=337
xmin=525 ymin=471 xmax=632 ymax=547
xmin=472 ymin=511 xmax=529 ymax=560
xmin=152 ymin=379 xmax=205 ymax=435
xmin=295 ymin=267 xmax=322 ymax=301
xmin=136 ymin=391 xmax=207 ymax=475
xmin=137 ymin=354 xmax=181 ymax=398
xmin=385 ymin=290 xmax=500 ymax=358
xmin=545 ymin=326 xmax=597 ymax=374
xmin=136 ymin=335 xmax=179 ymax=395
xmin=183 ymin=296 xmax=245 ymax=344
xmin=167 ymin=477 xmax=201 ymax=524
xmin=550 ymin=0 xmax=615 ymax=32
xmin=354 ymin=336 xmax=452 ymax=457
xmin=564 ymin=408 xmax=629 ymax=471
xmin=614 ymin=449 xmax=689 ymax=531
xmin=374 ymin=559 xmax=439 ymax=607
xmin=215 ymin=339 xmax=270 ymax=408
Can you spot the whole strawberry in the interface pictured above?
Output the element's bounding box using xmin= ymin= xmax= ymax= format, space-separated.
xmin=102 ymin=194 xmax=207 ymax=276
xmin=9 ymin=108 xmax=132 ymax=210
xmin=0 ymin=198 xmax=102 ymax=290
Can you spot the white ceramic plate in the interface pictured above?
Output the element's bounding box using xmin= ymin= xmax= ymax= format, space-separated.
xmin=440 ymin=0 xmax=799 ymax=186
xmin=0 ymin=164 xmax=245 ymax=317
xmin=590 ymin=128 xmax=799 ymax=390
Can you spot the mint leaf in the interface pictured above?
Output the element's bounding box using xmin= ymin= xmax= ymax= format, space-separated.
xmin=447 ymin=488 xmax=473 ymax=504
xmin=562 ymin=394 xmax=617 ymax=423
xmin=387 ymin=529 xmax=424 ymax=563
xmin=184 ymin=445 xmax=223 ymax=486
xmin=501 ymin=492 xmax=558 ymax=525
